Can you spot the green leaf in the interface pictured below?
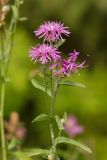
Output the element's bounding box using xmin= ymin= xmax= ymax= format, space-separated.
xmin=22 ymin=148 xmax=51 ymax=157
xmin=54 ymin=39 xmax=65 ymax=48
xmin=32 ymin=114 xmax=48 ymax=123
xmin=55 ymin=115 xmax=64 ymax=130
xmin=31 ymin=79 xmax=52 ymax=97
xmin=12 ymin=151 xmax=32 ymax=160
xmin=12 ymin=149 xmax=50 ymax=159
xmin=63 ymin=112 xmax=67 ymax=122
xmin=55 ymin=137 xmax=92 ymax=153
xmin=60 ymin=81 xmax=85 ymax=88
xmin=8 ymin=137 xmax=17 ymax=150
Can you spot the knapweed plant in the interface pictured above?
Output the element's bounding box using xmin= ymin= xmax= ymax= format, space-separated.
xmin=28 ymin=21 xmax=92 ymax=160
xmin=0 ymin=0 xmax=92 ymax=159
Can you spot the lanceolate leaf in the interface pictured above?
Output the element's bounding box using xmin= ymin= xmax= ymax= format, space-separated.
xmin=63 ymin=112 xmax=67 ymax=122
xmin=22 ymin=148 xmax=51 ymax=157
xmin=32 ymin=114 xmax=48 ymax=123
xmin=55 ymin=137 xmax=92 ymax=153
xmin=12 ymin=148 xmax=50 ymax=159
xmin=54 ymin=39 xmax=65 ymax=48
xmin=55 ymin=115 xmax=64 ymax=130
xmin=60 ymin=81 xmax=85 ymax=88
xmin=31 ymin=79 xmax=52 ymax=97
xmin=12 ymin=151 xmax=32 ymax=160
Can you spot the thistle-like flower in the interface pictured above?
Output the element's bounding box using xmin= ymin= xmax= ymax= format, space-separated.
xmin=35 ymin=21 xmax=70 ymax=42
xmin=50 ymin=49 xmax=85 ymax=77
xmin=29 ymin=43 xmax=61 ymax=64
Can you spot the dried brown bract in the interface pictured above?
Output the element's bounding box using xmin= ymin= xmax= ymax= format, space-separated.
xmin=0 ymin=0 xmax=9 ymax=6
xmin=5 ymin=112 xmax=26 ymax=141
xmin=0 ymin=0 xmax=9 ymax=27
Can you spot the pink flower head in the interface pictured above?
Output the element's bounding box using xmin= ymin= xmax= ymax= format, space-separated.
xmin=51 ymin=49 xmax=85 ymax=77
xmin=35 ymin=21 xmax=70 ymax=42
xmin=29 ymin=43 xmax=61 ymax=64
xmin=64 ymin=115 xmax=84 ymax=138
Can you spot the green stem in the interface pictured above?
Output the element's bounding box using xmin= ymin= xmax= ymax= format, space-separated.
xmin=0 ymin=28 xmax=5 ymax=59
xmin=0 ymin=82 xmax=7 ymax=160
xmin=5 ymin=1 xmax=19 ymax=75
xmin=43 ymin=65 xmax=48 ymax=110
xmin=50 ymin=77 xmax=59 ymax=159
xmin=0 ymin=1 xmax=21 ymax=160
xmin=0 ymin=27 xmax=7 ymax=160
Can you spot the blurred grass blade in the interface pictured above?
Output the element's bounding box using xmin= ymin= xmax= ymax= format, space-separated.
xmin=55 ymin=137 xmax=92 ymax=153
xmin=54 ymin=39 xmax=65 ymax=48
xmin=31 ymin=79 xmax=52 ymax=97
xmin=60 ymin=81 xmax=85 ymax=88
xmin=32 ymin=114 xmax=48 ymax=123
xmin=55 ymin=115 xmax=64 ymax=130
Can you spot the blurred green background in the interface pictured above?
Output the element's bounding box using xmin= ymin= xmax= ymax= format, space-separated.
xmin=5 ymin=0 xmax=107 ymax=159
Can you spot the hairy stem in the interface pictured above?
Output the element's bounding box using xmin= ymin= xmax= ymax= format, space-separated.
xmin=50 ymin=77 xmax=59 ymax=159
xmin=43 ymin=65 xmax=48 ymax=110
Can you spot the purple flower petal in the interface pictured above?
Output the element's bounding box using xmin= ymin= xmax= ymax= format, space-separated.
xmin=50 ymin=49 xmax=85 ymax=77
xmin=35 ymin=21 xmax=70 ymax=42
xmin=29 ymin=43 xmax=61 ymax=64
